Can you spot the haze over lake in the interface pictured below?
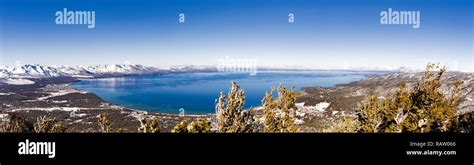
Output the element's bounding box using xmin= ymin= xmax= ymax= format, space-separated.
xmin=73 ymin=71 xmax=379 ymax=114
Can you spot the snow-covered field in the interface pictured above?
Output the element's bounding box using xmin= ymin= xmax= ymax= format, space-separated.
xmin=296 ymin=102 xmax=330 ymax=113
xmin=0 ymin=92 xmax=15 ymax=95
xmin=37 ymin=84 xmax=87 ymax=100
xmin=7 ymin=107 xmax=110 ymax=112
xmin=0 ymin=78 xmax=35 ymax=85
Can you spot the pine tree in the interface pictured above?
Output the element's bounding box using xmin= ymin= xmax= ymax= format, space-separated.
xmin=400 ymin=64 xmax=462 ymax=132
xmin=138 ymin=116 xmax=160 ymax=133
xmin=357 ymin=95 xmax=385 ymax=133
xmin=325 ymin=116 xmax=360 ymax=133
xmin=98 ymin=112 xmax=112 ymax=133
xmin=0 ymin=115 xmax=32 ymax=133
xmin=33 ymin=116 xmax=69 ymax=133
xmin=262 ymin=84 xmax=300 ymax=133
xmin=188 ymin=118 xmax=212 ymax=133
xmin=172 ymin=120 xmax=189 ymax=133
xmin=172 ymin=118 xmax=212 ymax=133
xmin=356 ymin=63 xmax=463 ymax=133
xmin=215 ymin=81 xmax=256 ymax=133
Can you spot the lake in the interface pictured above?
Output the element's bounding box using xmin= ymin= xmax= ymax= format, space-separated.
xmin=73 ymin=71 xmax=378 ymax=114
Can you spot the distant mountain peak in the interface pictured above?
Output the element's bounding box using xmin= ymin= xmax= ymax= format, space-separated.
xmin=0 ymin=64 xmax=218 ymax=79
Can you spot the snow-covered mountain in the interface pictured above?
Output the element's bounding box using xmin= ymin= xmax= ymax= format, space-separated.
xmin=0 ymin=64 xmax=62 ymax=78
xmin=161 ymin=65 xmax=218 ymax=72
xmin=0 ymin=64 xmax=218 ymax=79
xmin=83 ymin=64 xmax=160 ymax=75
xmin=52 ymin=65 xmax=92 ymax=76
xmin=0 ymin=64 xmax=423 ymax=79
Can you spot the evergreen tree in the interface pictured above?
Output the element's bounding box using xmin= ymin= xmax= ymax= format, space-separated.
xmin=215 ymin=81 xmax=256 ymax=133
xmin=33 ymin=116 xmax=69 ymax=133
xmin=98 ymin=112 xmax=112 ymax=133
xmin=172 ymin=120 xmax=189 ymax=133
xmin=138 ymin=116 xmax=160 ymax=133
xmin=262 ymin=84 xmax=300 ymax=133
xmin=0 ymin=115 xmax=33 ymax=133
xmin=325 ymin=116 xmax=360 ymax=133
xmin=172 ymin=118 xmax=212 ymax=133
xmin=356 ymin=63 xmax=463 ymax=133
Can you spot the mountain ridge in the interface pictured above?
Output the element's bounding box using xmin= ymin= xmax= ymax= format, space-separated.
xmin=2 ymin=63 xmax=467 ymax=80
xmin=0 ymin=64 xmax=219 ymax=79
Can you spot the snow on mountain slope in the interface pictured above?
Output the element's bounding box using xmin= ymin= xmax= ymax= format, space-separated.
xmin=0 ymin=64 xmax=219 ymax=79
xmin=0 ymin=63 xmax=466 ymax=80
xmin=52 ymin=65 xmax=92 ymax=75
xmin=0 ymin=64 xmax=469 ymax=79
xmin=0 ymin=78 xmax=35 ymax=85
xmin=84 ymin=64 xmax=156 ymax=74
xmin=0 ymin=68 xmax=10 ymax=78
xmin=1 ymin=64 xmax=62 ymax=78
xmin=162 ymin=65 xmax=218 ymax=72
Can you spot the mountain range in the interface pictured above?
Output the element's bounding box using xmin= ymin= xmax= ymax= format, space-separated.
xmin=0 ymin=64 xmax=219 ymax=79
xmin=0 ymin=64 xmax=436 ymax=79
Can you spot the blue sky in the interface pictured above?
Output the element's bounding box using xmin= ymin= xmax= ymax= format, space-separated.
xmin=0 ymin=0 xmax=472 ymax=71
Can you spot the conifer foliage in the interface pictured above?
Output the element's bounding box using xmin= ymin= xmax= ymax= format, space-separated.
xmin=173 ymin=81 xmax=300 ymax=133
xmin=357 ymin=63 xmax=463 ymax=133
xmin=172 ymin=118 xmax=212 ymax=133
xmin=262 ymin=85 xmax=300 ymax=133
xmin=1 ymin=114 xmax=70 ymax=133
xmin=98 ymin=112 xmax=112 ymax=133
xmin=33 ymin=116 xmax=69 ymax=133
xmin=215 ymin=81 xmax=256 ymax=133
xmin=138 ymin=116 xmax=160 ymax=133
xmin=0 ymin=115 xmax=32 ymax=133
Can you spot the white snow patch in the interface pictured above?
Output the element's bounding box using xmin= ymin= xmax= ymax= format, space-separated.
xmin=38 ymin=87 xmax=87 ymax=100
xmin=294 ymin=119 xmax=304 ymax=125
xmin=72 ymin=119 xmax=83 ymax=123
xmin=0 ymin=92 xmax=15 ymax=96
xmin=9 ymin=107 xmax=108 ymax=112
xmin=70 ymin=111 xmax=87 ymax=118
xmin=0 ymin=78 xmax=34 ymax=85
xmin=296 ymin=102 xmax=330 ymax=113
xmin=70 ymin=75 xmax=94 ymax=78
xmin=295 ymin=102 xmax=305 ymax=108
xmin=52 ymin=100 xmax=68 ymax=103
xmin=314 ymin=102 xmax=330 ymax=112
xmin=128 ymin=110 xmax=148 ymax=121
xmin=296 ymin=111 xmax=306 ymax=117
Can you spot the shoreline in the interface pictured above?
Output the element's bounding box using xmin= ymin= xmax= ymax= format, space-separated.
xmin=67 ymin=70 xmax=386 ymax=115
xmin=0 ymin=76 xmax=213 ymax=132
xmin=1 ymin=70 xmax=472 ymax=132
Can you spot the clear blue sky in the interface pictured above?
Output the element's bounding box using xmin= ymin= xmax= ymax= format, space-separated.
xmin=0 ymin=0 xmax=472 ymax=71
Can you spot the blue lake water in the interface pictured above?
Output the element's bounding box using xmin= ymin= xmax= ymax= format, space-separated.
xmin=72 ymin=71 xmax=379 ymax=114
